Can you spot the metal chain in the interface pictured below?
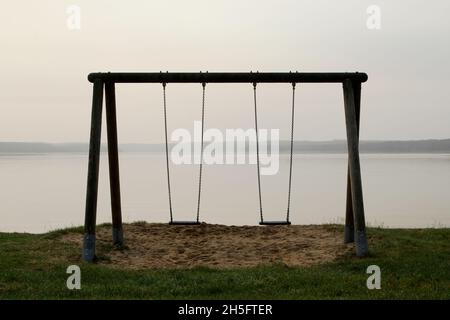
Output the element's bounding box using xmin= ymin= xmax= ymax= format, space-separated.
xmin=196 ymin=83 xmax=206 ymax=223
xmin=162 ymin=83 xmax=174 ymax=223
xmin=286 ymin=83 xmax=296 ymax=222
xmin=253 ymin=83 xmax=264 ymax=223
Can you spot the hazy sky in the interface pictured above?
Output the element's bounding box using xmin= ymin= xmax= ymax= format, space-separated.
xmin=1 ymin=0 xmax=449 ymax=143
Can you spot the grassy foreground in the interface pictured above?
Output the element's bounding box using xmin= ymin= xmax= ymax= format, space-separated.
xmin=0 ymin=225 xmax=449 ymax=299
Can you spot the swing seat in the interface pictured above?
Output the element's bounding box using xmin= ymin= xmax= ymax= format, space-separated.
xmin=259 ymin=221 xmax=291 ymax=226
xmin=169 ymin=221 xmax=201 ymax=225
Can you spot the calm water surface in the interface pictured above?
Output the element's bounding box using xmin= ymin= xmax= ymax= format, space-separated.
xmin=1 ymin=153 xmax=449 ymax=233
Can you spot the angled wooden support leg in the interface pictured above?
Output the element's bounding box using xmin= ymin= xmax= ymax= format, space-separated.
xmin=344 ymin=81 xmax=361 ymax=243
xmin=83 ymin=79 xmax=104 ymax=262
xmin=343 ymin=79 xmax=368 ymax=257
xmin=344 ymin=172 xmax=355 ymax=243
xmin=105 ymin=82 xmax=124 ymax=247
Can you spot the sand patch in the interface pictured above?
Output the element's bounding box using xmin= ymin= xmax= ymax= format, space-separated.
xmin=61 ymin=223 xmax=353 ymax=269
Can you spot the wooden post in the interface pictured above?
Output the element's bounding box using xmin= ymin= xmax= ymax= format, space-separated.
xmin=344 ymin=173 xmax=354 ymax=243
xmin=82 ymin=79 xmax=104 ymax=262
xmin=343 ymin=79 xmax=368 ymax=257
xmin=344 ymin=81 xmax=361 ymax=243
xmin=105 ymin=82 xmax=124 ymax=246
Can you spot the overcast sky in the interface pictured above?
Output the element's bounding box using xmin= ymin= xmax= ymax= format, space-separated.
xmin=1 ymin=0 xmax=449 ymax=143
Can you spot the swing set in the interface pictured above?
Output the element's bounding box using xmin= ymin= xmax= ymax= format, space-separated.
xmin=82 ymin=72 xmax=369 ymax=262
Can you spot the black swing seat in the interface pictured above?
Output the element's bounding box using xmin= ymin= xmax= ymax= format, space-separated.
xmin=169 ymin=221 xmax=201 ymax=225
xmin=259 ymin=221 xmax=291 ymax=226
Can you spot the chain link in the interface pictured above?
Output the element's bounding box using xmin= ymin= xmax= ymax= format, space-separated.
xmin=162 ymin=83 xmax=174 ymax=223
xmin=286 ymin=82 xmax=296 ymax=222
xmin=196 ymin=83 xmax=206 ymax=223
xmin=253 ymin=83 xmax=264 ymax=223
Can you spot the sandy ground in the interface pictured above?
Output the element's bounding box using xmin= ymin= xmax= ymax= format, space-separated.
xmin=62 ymin=223 xmax=353 ymax=269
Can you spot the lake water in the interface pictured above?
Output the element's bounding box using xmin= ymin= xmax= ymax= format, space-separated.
xmin=1 ymin=153 xmax=449 ymax=233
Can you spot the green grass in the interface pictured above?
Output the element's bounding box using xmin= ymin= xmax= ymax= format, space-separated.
xmin=0 ymin=225 xmax=449 ymax=299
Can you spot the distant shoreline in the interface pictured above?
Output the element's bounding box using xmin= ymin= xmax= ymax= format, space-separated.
xmin=1 ymin=139 xmax=450 ymax=154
